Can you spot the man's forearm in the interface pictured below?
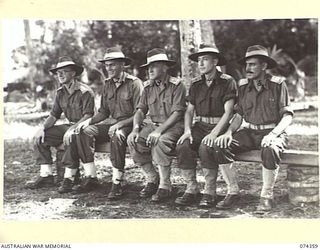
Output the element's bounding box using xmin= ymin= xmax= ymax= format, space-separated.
xmin=211 ymin=111 xmax=233 ymax=135
xmin=157 ymin=111 xmax=183 ymax=134
xmin=72 ymin=114 xmax=93 ymax=129
xmin=211 ymin=99 xmax=235 ymax=135
xmin=133 ymin=109 xmax=145 ymax=130
xmin=227 ymin=113 xmax=243 ymax=134
xmin=43 ymin=115 xmax=57 ymax=130
xmin=271 ymin=114 xmax=293 ymax=136
xmin=117 ymin=116 xmax=134 ymax=128
xmin=90 ymin=112 xmax=108 ymax=125
xmin=184 ymin=104 xmax=194 ymax=133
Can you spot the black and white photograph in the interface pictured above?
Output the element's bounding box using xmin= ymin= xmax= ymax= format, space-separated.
xmin=2 ymin=18 xmax=319 ymax=221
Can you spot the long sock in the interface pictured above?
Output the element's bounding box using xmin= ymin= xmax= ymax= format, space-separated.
xmin=261 ymin=166 xmax=279 ymax=199
xmin=202 ymin=168 xmax=218 ymax=196
xmin=158 ymin=165 xmax=171 ymax=190
xmin=112 ymin=168 xmax=124 ymax=184
xmin=40 ymin=164 xmax=53 ymax=177
xmin=82 ymin=162 xmax=97 ymax=178
xmin=64 ymin=167 xmax=78 ymax=181
xmin=220 ymin=163 xmax=240 ymax=195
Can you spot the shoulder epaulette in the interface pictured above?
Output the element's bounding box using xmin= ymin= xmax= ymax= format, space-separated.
xmin=143 ymin=80 xmax=152 ymax=87
xmin=126 ymin=74 xmax=138 ymax=81
xmin=191 ymin=75 xmax=202 ymax=83
xmin=238 ymin=78 xmax=249 ymax=87
xmin=220 ymin=73 xmax=232 ymax=80
xmin=79 ymin=83 xmax=94 ymax=96
xmin=270 ymin=75 xmax=285 ymax=84
xmin=169 ymin=76 xmax=181 ymax=85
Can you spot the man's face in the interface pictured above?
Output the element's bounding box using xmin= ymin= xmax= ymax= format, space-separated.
xmin=245 ymin=57 xmax=267 ymax=79
xmin=104 ymin=60 xmax=124 ymax=79
xmin=56 ymin=66 xmax=76 ymax=84
xmin=147 ymin=62 xmax=167 ymax=80
xmin=197 ymin=54 xmax=217 ymax=75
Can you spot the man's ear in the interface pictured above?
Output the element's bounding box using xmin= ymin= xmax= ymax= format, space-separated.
xmin=262 ymin=62 xmax=268 ymax=71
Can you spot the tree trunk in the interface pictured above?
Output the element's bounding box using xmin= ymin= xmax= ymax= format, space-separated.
xmin=179 ymin=20 xmax=215 ymax=92
xmin=23 ymin=20 xmax=36 ymax=101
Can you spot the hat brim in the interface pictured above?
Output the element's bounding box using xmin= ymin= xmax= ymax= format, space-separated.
xmin=140 ymin=60 xmax=176 ymax=68
xmin=49 ymin=64 xmax=84 ymax=76
xmin=188 ymin=52 xmax=227 ymax=66
xmin=238 ymin=55 xmax=277 ymax=69
xmin=98 ymin=57 xmax=132 ymax=66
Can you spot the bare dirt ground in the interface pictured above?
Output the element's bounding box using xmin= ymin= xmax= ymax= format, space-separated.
xmin=3 ymin=109 xmax=319 ymax=220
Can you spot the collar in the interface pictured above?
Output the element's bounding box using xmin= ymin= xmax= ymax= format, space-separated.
xmin=248 ymin=75 xmax=270 ymax=91
xmin=150 ymin=73 xmax=169 ymax=87
xmin=111 ymin=71 xmax=126 ymax=85
xmin=201 ymin=70 xmax=222 ymax=85
xmin=63 ymin=79 xmax=80 ymax=95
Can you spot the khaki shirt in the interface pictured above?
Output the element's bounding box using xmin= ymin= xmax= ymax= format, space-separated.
xmin=236 ymin=74 xmax=294 ymax=125
xmin=137 ymin=74 xmax=186 ymax=123
xmin=99 ymin=72 xmax=143 ymax=121
xmin=189 ymin=71 xmax=237 ymax=117
xmin=51 ymin=81 xmax=95 ymax=123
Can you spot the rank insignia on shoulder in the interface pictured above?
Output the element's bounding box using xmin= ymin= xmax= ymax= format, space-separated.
xmin=169 ymin=76 xmax=181 ymax=85
xmin=191 ymin=75 xmax=202 ymax=83
xmin=144 ymin=80 xmax=152 ymax=87
xmin=220 ymin=74 xmax=231 ymax=80
xmin=238 ymin=78 xmax=249 ymax=86
xmin=79 ymin=83 xmax=94 ymax=96
xmin=270 ymin=75 xmax=285 ymax=84
xmin=126 ymin=74 xmax=137 ymax=81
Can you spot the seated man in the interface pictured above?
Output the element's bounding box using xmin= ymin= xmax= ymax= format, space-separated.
xmin=75 ymin=47 xmax=143 ymax=199
xmin=26 ymin=56 xmax=94 ymax=192
xmin=175 ymin=44 xmax=238 ymax=208
xmin=127 ymin=48 xmax=186 ymax=203
xmin=214 ymin=45 xmax=294 ymax=212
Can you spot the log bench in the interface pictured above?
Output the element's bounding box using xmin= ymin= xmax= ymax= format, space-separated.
xmin=95 ymin=142 xmax=319 ymax=206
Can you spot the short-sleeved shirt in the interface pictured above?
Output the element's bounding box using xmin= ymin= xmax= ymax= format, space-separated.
xmin=189 ymin=71 xmax=237 ymax=117
xmin=98 ymin=72 xmax=143 ymax=121
xmin=51 ymin=80 xmax=95 ymax=123
xmin=137 ymin=74 xmax=186 ymax=123
xmin=236 ymin=74 xmax=294 ymax=125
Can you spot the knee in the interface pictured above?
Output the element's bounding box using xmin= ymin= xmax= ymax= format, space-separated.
xmin=176 ymin=140 xmax=191 ymax=155
xmin=110 ymin=134 xmax=122 ymax=145
xmin=83 ymin=125 xmax=98 ymax=136
xmin=198 ymin=143 xmax=214 ymax=157
xmin=261 ymin=146 xmax=278 ymax=170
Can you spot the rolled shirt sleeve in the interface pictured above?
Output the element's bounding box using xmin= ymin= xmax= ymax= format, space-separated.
xmin=132 ymin=78 xmax=144 ymax=111
xmin=98 ymin=85 xmax=111 ymax=117
xmin=136 ymin=87 xmax=149 ymax=115
xmin=170 ymin=81 xmax=187 ymax=114
xmin=81 ymin=91 xmax=95 ymax=116
xmin=50 ymin=92 xmax=63 ymax=119
xmin=279 ymin=81 xmax=294 ymax=117
xmin=222 ymin=77 xmax=238 ymax=104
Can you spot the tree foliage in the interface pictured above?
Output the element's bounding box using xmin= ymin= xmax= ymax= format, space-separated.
xmin=9 ymin=19 xmax=317 ymax=90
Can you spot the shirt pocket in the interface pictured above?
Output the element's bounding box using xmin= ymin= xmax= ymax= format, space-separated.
xmin=120 ymin=91 xmax=133 ymax=115
xmin=69 ymin=102 xmax=82 ymax=122
xmin=107 ymin=92 xmax=116 ymax=113
xmin=243 ymin=101 xmax=254 ymax=118
xmin=209 ymin=89 xmax=223 ymax=116
xmin=147 ymin=95 xmax=157 ymax=115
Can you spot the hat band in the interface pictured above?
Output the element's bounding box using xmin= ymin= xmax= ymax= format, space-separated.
xmin=56 ymin=61 xmax=76 ymax=68
xmin=245 ymin=50 xmax=269 ymax=58
xmin=147 ymin=54 xmax=169 ymax=64
xmin=104 ymin=52 xmax=125 ymax=60
xmin=198 ymin=47 xmax=220 ymax=54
